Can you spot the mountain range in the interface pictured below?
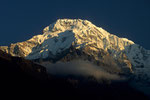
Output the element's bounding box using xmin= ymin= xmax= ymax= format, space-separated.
xmin=0 ymin=19 xmax=150 ymax=96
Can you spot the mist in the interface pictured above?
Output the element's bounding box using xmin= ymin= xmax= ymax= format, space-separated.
xmin=41 ymin=60 xmax=125 ymax=81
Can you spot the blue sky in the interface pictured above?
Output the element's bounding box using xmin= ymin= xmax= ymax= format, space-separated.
xmin=0 ymin=0 xmax=150 ymax=49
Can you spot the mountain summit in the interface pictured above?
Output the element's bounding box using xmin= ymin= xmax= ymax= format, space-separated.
xmin=0 ymin=19 xmax=150 ymax=90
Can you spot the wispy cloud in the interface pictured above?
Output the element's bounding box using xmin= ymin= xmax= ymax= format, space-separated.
xmin=41 ymin=60 xmax=125 ymax=81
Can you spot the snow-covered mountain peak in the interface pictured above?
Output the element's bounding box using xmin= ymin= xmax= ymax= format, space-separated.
xmin=0 ymin=19 xmax=150 ymax=95
xmin=43 ymin=19 xmax=111 ymax=39
xmin=43 ymin=19 xmax=93 ymax=33
xmin=42 ymin=19 xmax=132 ymax=45
xmin=42 ymin=19 xmax=134 ymax=52
xmin=0 ymin=19 xmax=149 ymax=68
xmin=0 ymin=19 xmax=137 ymax=59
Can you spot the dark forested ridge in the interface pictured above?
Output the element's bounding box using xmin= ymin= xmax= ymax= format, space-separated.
xmin=0 ymin=50 xmax=149 ymax=100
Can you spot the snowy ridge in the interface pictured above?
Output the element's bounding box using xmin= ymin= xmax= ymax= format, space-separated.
xmin=38 ymin=19 xmax=134 ymax=53
xmin=1 ymin=19 xmax=150 ymax=67
xmin=27 ymin=19 xmax=136 ymax=64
